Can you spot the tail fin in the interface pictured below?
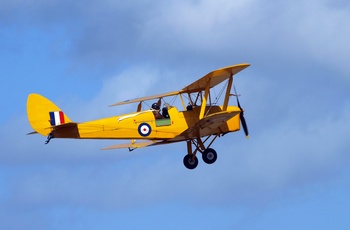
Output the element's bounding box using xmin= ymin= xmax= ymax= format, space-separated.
xmin=26 ymin=93 xmax=72 ymax=136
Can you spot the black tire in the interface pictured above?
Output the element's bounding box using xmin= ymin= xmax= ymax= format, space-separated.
xmin=183 ymin=155 xmax=198 ymax=170
xmin=202 ymin=148 xmax=217 ymax=164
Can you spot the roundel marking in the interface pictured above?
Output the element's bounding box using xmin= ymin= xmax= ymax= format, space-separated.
xmin=138 ymin=123 xmax=152 ymax=137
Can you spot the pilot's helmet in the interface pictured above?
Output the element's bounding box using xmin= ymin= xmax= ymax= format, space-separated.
xmin=151 ymin=103 xmax=160 ymax=110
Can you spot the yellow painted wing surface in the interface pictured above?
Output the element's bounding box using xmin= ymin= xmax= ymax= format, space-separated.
xmin=110 ymin=91 xmax=180 ymax=107
xmin=178 ymin=110 xmax=241 ymax=139
xmin=101 ymin=140 xmax=168 ymax=150
xmin=182 ymin=63 xmax=250 ymax=93
xmin=110 ymin=63 xmax=250 ymax=106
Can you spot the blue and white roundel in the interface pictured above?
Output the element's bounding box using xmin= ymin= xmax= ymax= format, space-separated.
xmin=138 ymin=123 xmax=152 ymax=137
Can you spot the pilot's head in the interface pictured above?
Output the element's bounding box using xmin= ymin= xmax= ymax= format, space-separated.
xmin=151 ymin=103 xmax=160 ymax=110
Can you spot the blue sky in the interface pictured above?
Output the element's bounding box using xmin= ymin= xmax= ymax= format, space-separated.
xmin=1 ymin=0 xmax=350 ymax=229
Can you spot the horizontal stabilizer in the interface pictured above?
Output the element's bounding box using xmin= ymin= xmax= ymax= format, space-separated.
xmin=27 ymin=131 xmax=38 ymax=135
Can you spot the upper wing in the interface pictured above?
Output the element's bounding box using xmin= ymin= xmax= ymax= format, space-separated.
xmin=109 ymin=63 xmax=250 ymax=107
xmin=182 ymin=63 xmax=250 ymax=93
xmin=109 ymin=91 xmax=181 ymax=107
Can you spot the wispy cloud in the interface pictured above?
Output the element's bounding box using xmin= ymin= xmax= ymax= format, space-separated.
xmin=1 ymin=0 xmax=350 ymax=229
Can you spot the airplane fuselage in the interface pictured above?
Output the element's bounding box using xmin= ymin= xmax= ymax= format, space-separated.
xmin=52 ymin=105 xmax=241 ymax=141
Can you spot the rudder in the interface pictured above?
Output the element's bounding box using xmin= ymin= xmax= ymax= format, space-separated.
xmin=26 ymin=93 xmax=72 ymax=136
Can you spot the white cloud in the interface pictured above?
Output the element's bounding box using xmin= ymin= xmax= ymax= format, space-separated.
xmin=69 ymin=65 xmax=161 ymax=121
xmin=3 ymin=0 xmax=349 ymax=77
xmin=2 ymin=0 xmax=350 ymax=229
xmin=5 ymin=101 xmax=350 ymax=211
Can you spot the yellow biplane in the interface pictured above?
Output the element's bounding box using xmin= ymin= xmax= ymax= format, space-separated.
xmin=27 ymin=63 xmax=250 ymax=169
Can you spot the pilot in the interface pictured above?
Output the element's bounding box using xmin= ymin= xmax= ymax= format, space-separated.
xmin=151 ymin=102 xmax=163 ymax=119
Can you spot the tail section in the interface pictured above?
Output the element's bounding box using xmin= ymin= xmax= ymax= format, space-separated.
xmin=27 ymin=93 xmax=72 ymax=136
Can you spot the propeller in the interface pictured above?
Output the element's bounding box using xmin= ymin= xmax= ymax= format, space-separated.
xmin=233 ymin=84 xmax=249 ymax=138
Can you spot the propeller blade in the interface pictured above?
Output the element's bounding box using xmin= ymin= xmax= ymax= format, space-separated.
xmin=240 ymin=112 xmax=249 ymax=138
xmin=233 ymin=84 xmax=249 ymax=138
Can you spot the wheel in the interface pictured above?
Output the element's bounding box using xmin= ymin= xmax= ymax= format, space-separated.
xmin=202 ymin=148 xmax=217 ymax=164
xmin=183 ymin=155 xmax=198 ymax=170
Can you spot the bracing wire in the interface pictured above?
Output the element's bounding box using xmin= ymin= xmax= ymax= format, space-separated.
xmin=213 ymin=81 xmax=228 ymax=104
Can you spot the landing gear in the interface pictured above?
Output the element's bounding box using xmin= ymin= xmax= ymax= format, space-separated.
xmin=202 ymin=148 xmax=217 ymax=164
xmin=183 ymin=155 xmax=199 ymax=170
xmin=182 ymin=135 xmax=219 ymax=170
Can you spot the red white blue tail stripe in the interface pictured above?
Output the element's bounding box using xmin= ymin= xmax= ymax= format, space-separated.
xmin=49 ymin=111 xmax=65 ymax=126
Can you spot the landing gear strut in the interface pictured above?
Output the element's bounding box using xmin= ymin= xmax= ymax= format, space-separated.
xmin=183 ymin=135 xmax=218 ymax=170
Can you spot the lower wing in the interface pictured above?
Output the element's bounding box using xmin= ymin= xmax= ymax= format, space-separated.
xmin=179 ymin=110 xmax=240 ymax=139
xmin=101 ymin=140 xmax=171 ymax=151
